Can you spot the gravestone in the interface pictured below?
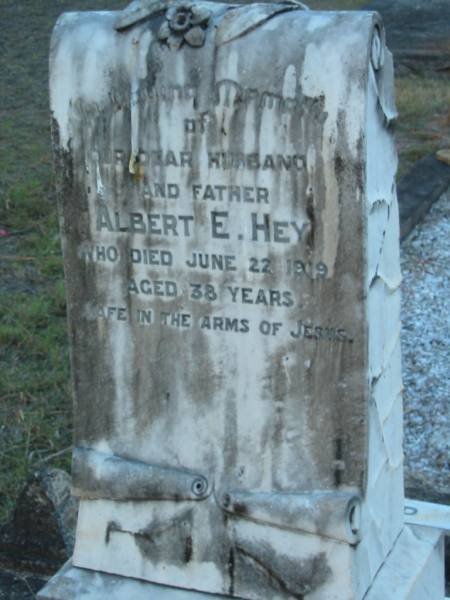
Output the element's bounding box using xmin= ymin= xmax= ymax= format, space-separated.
xmin=41 ymin=1 xmax=445 ymax=599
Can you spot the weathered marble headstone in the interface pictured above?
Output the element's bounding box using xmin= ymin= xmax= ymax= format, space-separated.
xmin=41 ymin=1 xmax=445 ymax=599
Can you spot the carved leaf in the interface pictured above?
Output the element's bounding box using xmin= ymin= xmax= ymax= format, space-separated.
xmin=185 ymin=26 xmax=206 ymax=48
xmin=190 ymin=5 xmax=212 ymax=26
xmin=215 ymin=4 xmax=298 ymax=46
xmin=167 ymin=33 xmax=184 ymax=50
xmin=115 ymin=0 xmax=170 ymax=31
xmin=158 ymin=20 xmax=171 ymax=41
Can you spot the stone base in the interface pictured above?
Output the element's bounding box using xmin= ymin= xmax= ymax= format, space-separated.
xmin=38 ymin=520 xmax=446 ymax=600
xmin=365 ymin=523 xmax=445 ymax=600
xmin=37 ymin=560 xmax=226 ymax=599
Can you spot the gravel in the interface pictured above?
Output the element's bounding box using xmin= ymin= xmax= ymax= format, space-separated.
xmin=401 ymin=191 xmax=450 ymax=502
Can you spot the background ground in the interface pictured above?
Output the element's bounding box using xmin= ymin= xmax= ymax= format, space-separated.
xmin=0 ymin=0 xmax=449 ymax=524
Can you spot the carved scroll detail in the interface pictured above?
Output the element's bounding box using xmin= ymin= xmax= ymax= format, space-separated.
xmin=72 ymin=447 xmax=209 ymax=501
xmin=220 ymin=490 xmax=362 ymax=544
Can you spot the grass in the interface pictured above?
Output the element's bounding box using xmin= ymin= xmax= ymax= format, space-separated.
xmin=0 ymin=0 xmax=125 ymax=523
xmin=0 ymin=1 xmax=449 ymax=524
xmin=0 ymin=282 xmax=72 ymax=520
xmin=396 ymin=76 xmax=450 ymax=121
xmin=0 ymin=175 xmax=71 ymax=520
xmin=395 ymin=74 xmax=450 ymax=176
xmin=307 ymin=0 xmax=367 ymax=8
xmin=0 ymin=147 xmax=71 ymax=521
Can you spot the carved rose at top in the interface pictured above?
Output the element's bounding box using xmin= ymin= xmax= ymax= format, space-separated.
xmin=158 ymin=4 xmax=212 ymax=49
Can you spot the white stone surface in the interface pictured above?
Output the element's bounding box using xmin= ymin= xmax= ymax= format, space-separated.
xmin=404 ymin=498 xmax=450 ymax=533
xmin=355 ymin=54 xmax=404 ymax=597
xmin=73 ymin=498 xmax=357 ymax=599
xmin=50 ymin=3 xmax=406 ymax=599
xmin=38 ymin=522 xmax=446 ymax=600
xmin=365 ymin=524 xmax=445 ymax=600
xmin=38 ymin=560 xmax=228 ymax=600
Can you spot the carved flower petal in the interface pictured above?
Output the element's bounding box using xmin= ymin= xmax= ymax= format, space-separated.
xmin=170 ymin=9 xmax=192 ymax=33
xmin=190 ymin=6 xmax=212 ymax=26
xmin=167 ymin=33 xmax=184 ymax=50
xmin=184 ymin=26 xmax=206 ymax=48
xmin=158 ymin=21 xmax=171 ymax=41
xmin=166 ymin=5 xmax=179 ymax=21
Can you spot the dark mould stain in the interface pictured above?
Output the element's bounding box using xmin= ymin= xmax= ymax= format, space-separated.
xmin=146 ymin=50 xmax=162 ymax=91
xmin=235 ymin=540 xmax=331 ymax=599
xmin=135 ymin=509 xmax=194 ymax=566
xmin=354 ymin=158 xmax=365 ymax=193
xmin=306 ymin=192 xmax=315 ymax=248
xmin=355 ymin=133 xmax=365 ymax=192
xmin=51 ymin=118 xmax=74 ymax=207
xmin=334 ymin=153 xmax=345 ymax=178
xmin=334 ymin=437 xmax=343 ymax=487
xmin=189 ymin=67 xmax=201 ymax=90
xmin=228 ymin=547 xmax=235 ymax=596
xmin=184 ymin=535 xmax=193 ymax=563
xmin=236 ymin=544 xmax=304 ymax=600
xmin=105 ymin=520 xmax=121 ymax=544
xmin=231 ymin=501 xmax=248 ymax=517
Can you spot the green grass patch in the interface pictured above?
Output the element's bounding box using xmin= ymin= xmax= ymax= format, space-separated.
xmin=0 ymin=107 xmax=69 ymax=523
xmin=0 ymin=131 xmax=69 ymax=522
xmin=396 ymin=75 xmax=450 ymax=121
xmin=307 ymin=0 xmax=367 ymax=9
xmin=395 ymin=73 xmax=450 ymax=176
xmin=0 ymin=287 xmax=72 ymax=522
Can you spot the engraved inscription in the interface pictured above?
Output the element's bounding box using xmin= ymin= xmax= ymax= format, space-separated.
xmin=78 ymin=80 xmax=353 ymax=345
